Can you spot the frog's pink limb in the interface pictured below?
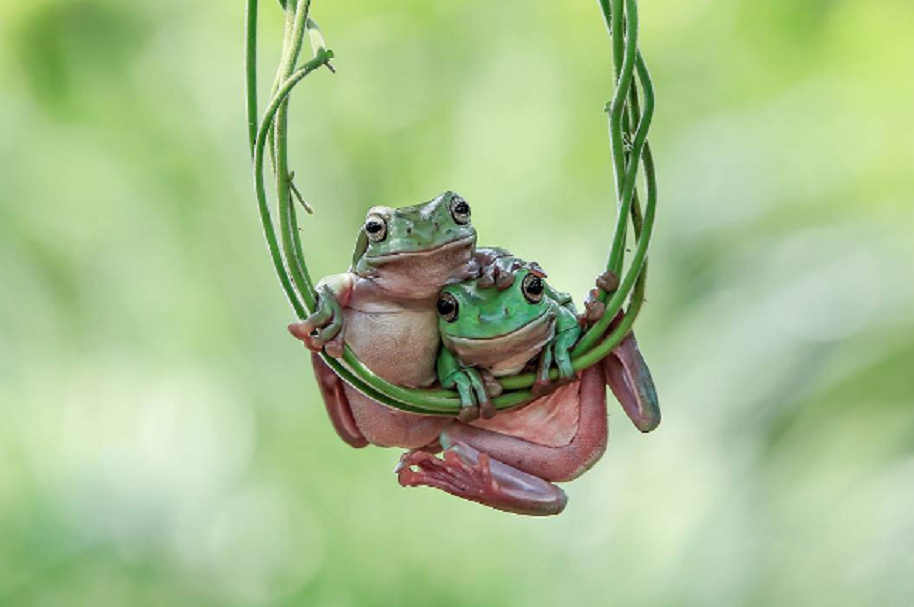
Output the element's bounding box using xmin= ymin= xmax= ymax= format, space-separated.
xmin=600 ymin=320 xmax=661 ymax=433
xmin=311 ymin=353 xmax=368 ymax=448
xmin=397 ymin=444 xmax=567 ymax=516
xmin=396 ymin=367 xmax=606 ymax=515
xmin=441 ymin=364 xmax=608 ymax=483
xmin=603 ymin=331 xmax=659 ymax=433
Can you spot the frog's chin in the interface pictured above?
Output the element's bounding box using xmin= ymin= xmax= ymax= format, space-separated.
xmin=443 ymin=313 xmax=556 ymax=376
xmin=359 ymin=235 xmax=477 ymax=300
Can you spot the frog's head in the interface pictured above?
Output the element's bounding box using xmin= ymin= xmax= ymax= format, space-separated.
xmin=437 ymin=268 xmax=558 ymax=374
xmin=351 ymin=191 xmax=478 ymax=299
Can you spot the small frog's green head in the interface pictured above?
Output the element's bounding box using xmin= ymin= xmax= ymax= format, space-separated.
xmin=437 ymin=268 xmax=558 ymax=372
xmin=350 ymin=192 xmax=478 ymax=298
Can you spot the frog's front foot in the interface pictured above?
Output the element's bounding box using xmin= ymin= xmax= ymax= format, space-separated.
xmin=583 ymin=271 xmax=621 ymax=323
xmin=288 ymin=286 xmax=346 ymax=358
xmin=532 ymin=331 xmax=579 ymax=399
xmin=397 ymin=443 xmax=567 ymax=516
xmin=475 ymin=249 xmax=539 ymax=291
xmin=447 ymin=367 xmax=495 ymax=423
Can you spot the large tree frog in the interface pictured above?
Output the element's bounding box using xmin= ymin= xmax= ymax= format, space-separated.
xmin=397 ymin=269 xmax=661 ymax=516
xmin=288 ymin=191 xmax=482 ymax=449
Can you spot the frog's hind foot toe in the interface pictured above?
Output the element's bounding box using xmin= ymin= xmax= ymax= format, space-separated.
xmin=398 ymin=443 xmax=567 ymax=516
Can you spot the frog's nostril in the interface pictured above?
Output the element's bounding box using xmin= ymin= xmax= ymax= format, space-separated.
xmin=503 ymin=307 xmax=510 ymax=316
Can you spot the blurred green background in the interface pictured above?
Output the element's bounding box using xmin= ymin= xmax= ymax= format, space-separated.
xmin=2 ymin=0 xmax=913 ymax=605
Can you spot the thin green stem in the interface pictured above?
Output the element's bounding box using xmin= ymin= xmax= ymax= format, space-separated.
xmin=276 ymin=0 xmax=318 ymax=309
xmin=253 ymin=55 xmax=331 ymax=319
xmin=574 ymin=53 xmax=655 ymax=356
xmin=605 ymin=0 xmax=639 ymax=277
xmin=245 ymin=0 xmax=259 ymax=156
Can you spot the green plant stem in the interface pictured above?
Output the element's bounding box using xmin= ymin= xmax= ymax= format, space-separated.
xmin=247 ymin=0 xmax=658 ymax=416
xmin=605 ymin=0 xmax=639 ymax=277
xmin=574 ymin=53 xmax=655 ymax=356
xmin=276 ymin=0 xmax=318 ymax=310
xmin=574 ymin=0 xmax=654 ymax=357
xmin=245 ymin=0 xmax=259 ymax=156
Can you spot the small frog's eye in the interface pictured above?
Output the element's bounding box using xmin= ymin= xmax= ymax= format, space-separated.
xmin=436 ymin=292 xmax=459 ymax=322
xmin=521 ymin=273 xmax=545 ymax=304
xmin=364 ymin=214 xmax=387 ymax=243
xmin=449 ymin=195 xmax=471 ymax=225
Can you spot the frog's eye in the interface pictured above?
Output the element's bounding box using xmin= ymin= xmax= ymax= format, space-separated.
xmin=521 ymin=273 xmax=545 ymax=304
xmin=436 ymin=293 xmax=459 ymax=322
xmin=364 ymin=214 xmax=387 ymax=243
xmin=449 ymin=195 xmax=471 ymax=225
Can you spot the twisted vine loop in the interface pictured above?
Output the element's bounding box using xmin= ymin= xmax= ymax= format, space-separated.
xmin=245 ymin=0 xmax=657 ymax=415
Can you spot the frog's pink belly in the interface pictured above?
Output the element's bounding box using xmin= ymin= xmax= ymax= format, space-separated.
xmin=470 ymin=379 xmax=585 ymax=448
xmin=342 ymin=308 xmax=448 ymax=449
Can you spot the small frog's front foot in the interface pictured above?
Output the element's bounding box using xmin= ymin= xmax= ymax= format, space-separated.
xmin=532 ymin=327 xmax=580 ymax=399
xmin=474 ymin=248 xmax=545 ymax=291
xmin=397 ymin=442 xmax=567 ymax=516
xmin=583 ymin=271 xmax=621 ymax=323
xmin=288 ymin=286 xmax=346 ymax=357
xmin=448 ymin=368 xmax=495 ymax=423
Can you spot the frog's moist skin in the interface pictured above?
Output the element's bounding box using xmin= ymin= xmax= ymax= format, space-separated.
xmin=289 ymin=191 xmax=480 ymax=449
xmin=397 ymin=269 xmax=660 ymax=516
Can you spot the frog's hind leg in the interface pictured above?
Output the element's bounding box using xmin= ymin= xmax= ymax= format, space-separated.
xmin=440 ymin=364 xmax=608 ymax=483
xmin=311 ymin=353 xmax=369 ymax=448
xmin=601 ymin=329 xmax=661 ymax=433
xmin=397 ymin=366 xmax=609 ymax=515
xmin=397 ymin=444 xmax=567 ymax=516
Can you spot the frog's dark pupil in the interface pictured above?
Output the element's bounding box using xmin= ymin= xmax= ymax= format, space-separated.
xmin=526 ymin=277 xmax=544 ymax=295
xmin=437 ymin=296 xmax=458 ymax=319
xmin=454 ymin=201 xmax=470 ymax=216
xmin=366 ymin=221 xmax=383 ymax=234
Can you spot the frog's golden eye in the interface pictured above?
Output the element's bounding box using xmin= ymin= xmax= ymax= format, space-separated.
xmin=521 ymin=273 xmax=545 ymax=304
xmin=449 ymin=195 xmax=471 ymax=225
xmin=436 ymin=292 xmax=459 ymax=322
xmin=364 ymin=214 xmax=387 ymax=243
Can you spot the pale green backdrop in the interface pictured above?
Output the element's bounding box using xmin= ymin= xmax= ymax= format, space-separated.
xmin=1 ymin=0 xmax=913 ymax=605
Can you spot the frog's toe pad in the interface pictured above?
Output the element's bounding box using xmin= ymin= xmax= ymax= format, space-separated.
xmin=457 ymin=405 xmax=481 ymax=424
xmin=596 ymin=271 xmax=620 ymax=293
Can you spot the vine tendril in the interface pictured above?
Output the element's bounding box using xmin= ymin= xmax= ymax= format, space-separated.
xmin=245 ymin=0 xmax=658 ymax=415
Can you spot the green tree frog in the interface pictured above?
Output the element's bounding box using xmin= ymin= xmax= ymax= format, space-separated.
xmin=288 ymin=192 xmax=516 ymax=449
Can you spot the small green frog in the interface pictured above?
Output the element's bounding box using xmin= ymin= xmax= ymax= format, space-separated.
xmin=435 ymin=267 xmax=582 ymax=420
xmin=397 ymin=268 xmax=660 ymax=515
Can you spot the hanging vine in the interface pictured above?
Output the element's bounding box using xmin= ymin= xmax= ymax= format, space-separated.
xmin=245 ymin=0 xmax=657 ymax=415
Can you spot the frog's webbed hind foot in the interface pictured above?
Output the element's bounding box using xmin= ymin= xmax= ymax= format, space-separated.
xmin=397 ymin=443 xmax=567 ymax=516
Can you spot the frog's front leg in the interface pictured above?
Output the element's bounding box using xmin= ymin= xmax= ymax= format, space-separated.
xmin=288 ymin=273 xmax=354 ymax=358
xmin=532 ymin=311 xmax=581 ymax=398
xmin=438 ymin=348 xmax=495 ymax=422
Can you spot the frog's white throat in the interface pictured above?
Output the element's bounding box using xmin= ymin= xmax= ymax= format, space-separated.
xmin=443 ymin=316 xmax=556 ymax=377
xmin=361 ymin=236 xmax=477 ymax=301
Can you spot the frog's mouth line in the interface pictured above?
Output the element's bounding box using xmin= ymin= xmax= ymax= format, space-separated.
xmin=443 ymin=309 xmax=554 ymax=348
xmin=365 ymin=235 xmax=476 ymax=263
